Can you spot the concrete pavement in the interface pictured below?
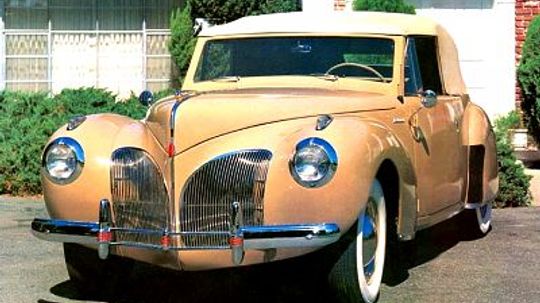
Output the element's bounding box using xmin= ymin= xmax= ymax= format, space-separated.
xmin=1 ymin=197 xmax=540 ymax=302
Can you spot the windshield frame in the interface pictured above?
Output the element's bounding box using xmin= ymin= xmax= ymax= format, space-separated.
xmin=183 ymin=33 xmax=403 ymax=94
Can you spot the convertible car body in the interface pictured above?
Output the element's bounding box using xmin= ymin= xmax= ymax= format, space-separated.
xmin=32 ymin=12 xmax=498 ymax=302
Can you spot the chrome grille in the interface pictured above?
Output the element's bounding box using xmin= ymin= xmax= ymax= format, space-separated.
xmin=110 ymin=148 xmax=169 ymax=245
xmin=180 ymin=150 xmax=272 ymax=247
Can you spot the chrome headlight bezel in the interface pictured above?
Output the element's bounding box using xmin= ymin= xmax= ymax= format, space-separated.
xmin=290 ymin=137 xmax=338 ymax=188
xmin=42 ymin=137 xmax=85 ymax=185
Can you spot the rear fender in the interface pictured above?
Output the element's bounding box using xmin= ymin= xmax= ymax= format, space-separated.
xmin=461 ymin=103 xmax=499 ymax=204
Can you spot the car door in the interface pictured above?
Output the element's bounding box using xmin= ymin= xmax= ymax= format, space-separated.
xmin=404 ymin=37 xmax=467 ymax=217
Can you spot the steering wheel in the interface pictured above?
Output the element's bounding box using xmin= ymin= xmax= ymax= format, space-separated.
xmin=325 ymin=62 xmax=387 ymax=82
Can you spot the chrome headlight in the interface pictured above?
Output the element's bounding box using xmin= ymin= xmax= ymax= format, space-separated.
xmin=42 ymin=137 xmax=84 ymax=185
xmin=290 ymin=137 xmax=337 ymax=188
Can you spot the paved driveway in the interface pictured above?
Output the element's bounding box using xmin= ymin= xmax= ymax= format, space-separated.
xmin=1 ymin=196 xmax=539 ymax=303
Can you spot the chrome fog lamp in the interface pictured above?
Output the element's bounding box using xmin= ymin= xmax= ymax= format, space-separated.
xmin=42 ymin=137 xmax=84 ymax=184
xmin=290 ymin=137 xmax=337 ymax=188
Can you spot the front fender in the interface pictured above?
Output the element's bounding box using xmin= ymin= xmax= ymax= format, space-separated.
xmin=42 ymin=114 xmax=166 ymax=221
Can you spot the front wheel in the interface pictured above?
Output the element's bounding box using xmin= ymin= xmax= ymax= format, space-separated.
xmin=329 ymin=179 xmax=387 ymax=303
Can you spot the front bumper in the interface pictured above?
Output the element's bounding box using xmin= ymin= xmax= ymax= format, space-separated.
xmin=31 ymin=199 xmax=340 ymax=265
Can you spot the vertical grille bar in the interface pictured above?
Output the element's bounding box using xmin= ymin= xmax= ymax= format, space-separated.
xmin=110 ymin=148 xmax=169 ymax=245
xmin=180 ymin=150 xmax=272 ymax=247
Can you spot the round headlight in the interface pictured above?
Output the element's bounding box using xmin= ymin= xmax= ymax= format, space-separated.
xmin=290 ymin=137 xmax=337 ymax=188
xmin=42 ymin=137 xmax=84 ymax=184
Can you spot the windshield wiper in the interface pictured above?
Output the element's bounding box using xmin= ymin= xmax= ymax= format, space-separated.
xmin=212 ymin=76 xmax=240 ymax=82
xmin=308 ymin=73 xmax=339 ymax=82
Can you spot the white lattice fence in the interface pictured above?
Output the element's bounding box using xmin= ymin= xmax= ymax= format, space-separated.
xmin=4 ymin=27 xmax=173 ymax=97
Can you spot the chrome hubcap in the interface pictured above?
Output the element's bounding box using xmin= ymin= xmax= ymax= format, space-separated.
xmin=362 ymin=197 xmax=378 ymax=284
xmin=480 ymin=204 xmax=488 ymax=219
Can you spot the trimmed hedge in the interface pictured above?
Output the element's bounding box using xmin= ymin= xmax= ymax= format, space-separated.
xmin=517 ymin=15 xmax=540 ymax=145
xmin=0 ymin=88 xmax=172 ymax=195
xmin=493 ymin=111 xmax=532 ymax=208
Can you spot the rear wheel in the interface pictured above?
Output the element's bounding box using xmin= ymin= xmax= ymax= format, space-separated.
xmin=64 ymin=243 xmax=133 ymax=294
xmin=329 ymin=179 xmax=387 ymax=303
xmin=461 ymin=202 xmax=492 ymax=236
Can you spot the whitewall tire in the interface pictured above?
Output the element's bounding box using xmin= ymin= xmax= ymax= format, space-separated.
xmin=329 ymin=179 xmax=387 ymax=303
xmin=357 ymin=179 xmax=387 ymax=303
xmin=475 ymin=202 xmax=492 ymax=234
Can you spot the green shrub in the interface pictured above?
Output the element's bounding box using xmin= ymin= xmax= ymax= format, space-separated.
xmin=189 ymin=0 xmax=300 ymax=25
xmin=259 ymin=0 xmax=300 ymax=14
xmin=353 ymin=0 xmax=416 ymax=14
xmin=169 ymin=0 xmax=300 ymax=84
xmin=0 ymin=88 xmax=151 ymax=195
xmin=517 ymin=15 xmax=540 ymax=145
xmin=494 ymin=110 xmax=521 ymax=132
xmin=493 ymin=112 xmax=532 ymax=208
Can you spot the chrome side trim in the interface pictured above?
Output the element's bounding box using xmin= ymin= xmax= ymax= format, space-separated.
xmin=464 ymin=199 xmax=494 ymax=210
xmin=464 ymin=202 xmax=481 ymax=209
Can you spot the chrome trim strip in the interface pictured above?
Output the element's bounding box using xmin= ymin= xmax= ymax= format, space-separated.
xmin=168 ymin=91 xmax=197 ymax=234
xmin=31 ymin=218 xmax=340 ymax=252
xmin=392 ymin=117 xmax=405 ymax=124
xmin=464 ymin=199 xmax=493 ymax=210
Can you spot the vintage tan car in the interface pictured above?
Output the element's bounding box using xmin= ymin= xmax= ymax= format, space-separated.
xmin=32 ymin=12 xmax=498 ymax=302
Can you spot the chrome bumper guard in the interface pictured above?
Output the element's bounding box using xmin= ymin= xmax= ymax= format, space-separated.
xmin=31 ymin=200 xmax=340 ymax=265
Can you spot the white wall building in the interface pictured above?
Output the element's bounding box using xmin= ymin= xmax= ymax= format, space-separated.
xmin=327 ymin=0 xmax=516 ymax=119
xmin=410 ymin=0 xmax=516 ymax=119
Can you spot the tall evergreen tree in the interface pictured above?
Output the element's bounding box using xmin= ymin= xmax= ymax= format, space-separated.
xmin=517 ymin=16 xmax=540 ymax=145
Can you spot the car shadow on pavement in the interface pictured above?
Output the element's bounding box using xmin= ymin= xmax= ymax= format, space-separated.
xmin=384 ymin=212 xmax=489 ymax=286
xmin=50 ymin=255 xmax=334 ymax=303
xmin=49 ymin=213 xmax=487 ymax=303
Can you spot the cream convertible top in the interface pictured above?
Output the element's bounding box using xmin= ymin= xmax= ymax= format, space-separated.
xmin=200 ymin=12 xmax=466 ymax=95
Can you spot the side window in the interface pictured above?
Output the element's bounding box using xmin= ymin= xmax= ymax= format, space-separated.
xmin=405 ymin=38 xmax=423 ymax=95
xmin=414 ymin=36 xmax=444 ymax=94
xmin=404 ymin=36 xmax=444 ymax=95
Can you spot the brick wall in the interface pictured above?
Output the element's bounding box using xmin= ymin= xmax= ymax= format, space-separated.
xmin=334 ymin=0 xmax=348 ymax=10
xmin=516 ymin=0 xmax=540 ymax=61
xmin=516 ymin=0 xmax=540 ymax=104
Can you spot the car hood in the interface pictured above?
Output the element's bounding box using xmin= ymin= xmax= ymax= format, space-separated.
xmin=144 ymin=88 xmax=395 ymax=153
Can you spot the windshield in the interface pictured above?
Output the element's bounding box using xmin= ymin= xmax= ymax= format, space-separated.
xmin=194 ymin=37 xmax=395 ymax=82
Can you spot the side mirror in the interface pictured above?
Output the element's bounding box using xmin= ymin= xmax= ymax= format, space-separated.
xmin=421 ymin=90 xmax=437 ymax=108
xmin=139 ymin=90 xmax=154 ymax=107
